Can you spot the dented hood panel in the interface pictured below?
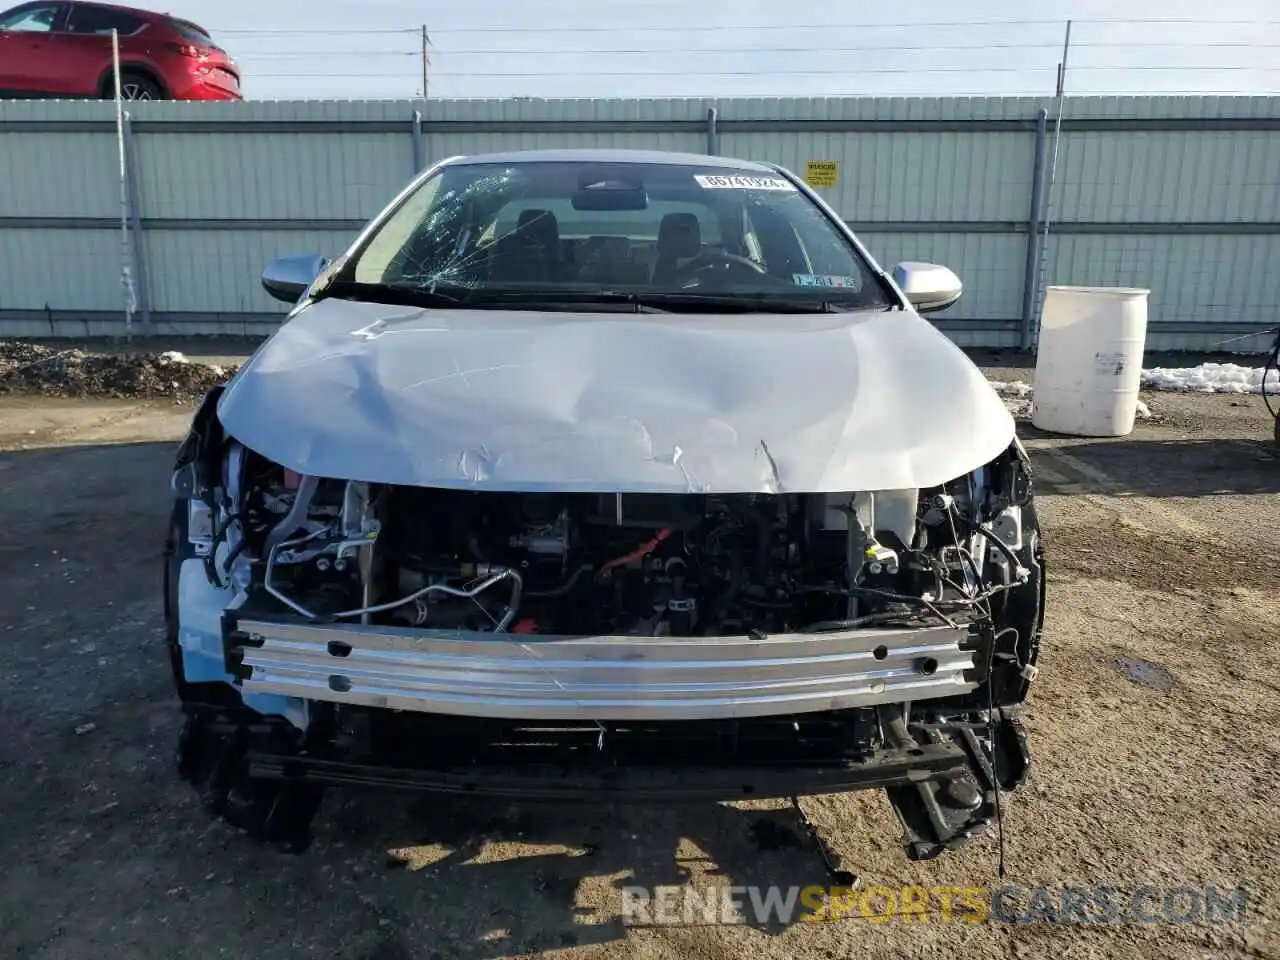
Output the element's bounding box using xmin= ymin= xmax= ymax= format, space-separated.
xmin=215 ymin=298 xmax=1015 ymax=493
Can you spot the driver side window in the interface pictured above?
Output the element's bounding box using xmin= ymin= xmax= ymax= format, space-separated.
xmin=66 ymin=5 xmax=144 ymax=35
xmin=0 ymin=4 xmax=63 ymax=31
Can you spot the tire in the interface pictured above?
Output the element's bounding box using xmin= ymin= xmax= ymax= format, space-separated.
xmin=163 ymin=500 xmax=189 ymax=690
xmin=177 ymin=717 xmax=323 ymax=853
xmin=105 ymin=71 xmax=164 ymax=102
xmin=167 ymin=499 xmax=324 ymax=850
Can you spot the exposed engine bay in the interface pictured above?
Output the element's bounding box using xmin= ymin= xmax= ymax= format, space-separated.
xmin=201 ymin=447 xmax=1040 ymax=662
xmin=168 ymin=389 xmax=1044 ymax=862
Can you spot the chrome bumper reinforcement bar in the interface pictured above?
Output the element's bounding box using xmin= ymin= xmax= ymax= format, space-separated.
xmin=232 ymin=619 xmax=978 ymax=721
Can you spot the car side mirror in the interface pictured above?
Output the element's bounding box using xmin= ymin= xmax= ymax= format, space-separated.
xmin=892 ymin=261 xmax=963 ymax=313
xmin=262 ymin=254 xmax=328 ymax=304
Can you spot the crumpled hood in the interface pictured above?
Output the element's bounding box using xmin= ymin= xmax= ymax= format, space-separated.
xmin=216 ymin=298 xmax=1015 ymax=493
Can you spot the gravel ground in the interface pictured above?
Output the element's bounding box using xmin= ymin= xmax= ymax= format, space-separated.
xmin=0 ymin=341 xmax=238 ymax=402
xmin=0 ymin=367 xmax=1277 ymax=959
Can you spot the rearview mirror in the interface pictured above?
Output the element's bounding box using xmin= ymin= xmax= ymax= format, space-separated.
xmin=892 ymin=262 xmax=963 ymax=313
xmin=571 ymin=186 xmax=648 ymax=211
xmin=262 ymin=254 xmax=328 ymax=304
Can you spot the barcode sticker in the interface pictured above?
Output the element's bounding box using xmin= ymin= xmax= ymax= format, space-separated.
xmin=694 ymin=174 xmax=796 ymax=191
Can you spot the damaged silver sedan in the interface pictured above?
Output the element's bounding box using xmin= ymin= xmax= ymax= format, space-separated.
xmin=164 ymin=149 xmax=1045 ymax=860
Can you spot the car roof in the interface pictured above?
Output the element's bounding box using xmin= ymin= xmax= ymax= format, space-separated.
xmin=66 ymin=1 xmax=165 ymax=20
xmin=441 ymin=148 xmax=783 ymax=173
xmin=71 ymin=1 xmax=211 ymax=27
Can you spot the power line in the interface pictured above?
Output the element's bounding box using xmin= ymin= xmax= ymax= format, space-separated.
xmin=236 ymin=40 xmax=1280 ymax=59
xmin=397 ymin=17 xmax=1280 ymax=34
xmin=239 ymin=51 xmax=421 ymax=58
xmin=211 ymin=18 xmax=1279 ymax=36
xmin=203 ymin=17 xmax=1280 ymax=96
xmin=530 ymin=41 xmax=1280 ymax=53
xmin=212 ymin=20 xmax=1051 ymax=35
xmin=427 ymin=17 xmax=1280 ymax=31
xmin=253 ymin=65 xmax=1280 ymax=79
xmin=214 ymin=27 xmax=419 ymax=35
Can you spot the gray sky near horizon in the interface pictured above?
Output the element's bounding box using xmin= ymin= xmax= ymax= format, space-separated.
xmin=168 ymin=0 xmax=1280 ymax=100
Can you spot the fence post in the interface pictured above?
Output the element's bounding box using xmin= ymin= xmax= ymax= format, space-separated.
xmin=411 ymin=109 xmax=425 ymax=173
xmin=705 ymin=106 xmax=719 ymax=155
xmin=1019 ymin=107 xmax=1048 ymax=351
xmin=122 ymin=112 xmax=152 ymax=335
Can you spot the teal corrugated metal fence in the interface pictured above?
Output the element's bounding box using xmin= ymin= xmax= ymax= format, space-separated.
xmin=1 ymin=95 xmax=1277 ymax=350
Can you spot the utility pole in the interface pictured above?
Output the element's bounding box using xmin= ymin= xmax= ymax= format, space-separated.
xmin=1030 ymin=19 xmax=1073 ymax=350
xmin=112 ymin=28 xmax=135 ymax=341
xmin=420 ymin=25 xmax=430 ymax=98
xmin=1054 ymin=19 xmax=1072 ymax=99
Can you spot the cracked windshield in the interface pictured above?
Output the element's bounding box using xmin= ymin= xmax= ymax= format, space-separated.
xmin=346 ymin=160 xmax=893 ymax=309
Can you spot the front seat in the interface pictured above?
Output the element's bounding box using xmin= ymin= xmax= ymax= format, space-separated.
xmin=515 ymin=208 xmax=562 ymax=280
xmin=491 ymin=208 xmax=562 ymax=283
xmin=651 ymin=213 xmax=701 ymax=286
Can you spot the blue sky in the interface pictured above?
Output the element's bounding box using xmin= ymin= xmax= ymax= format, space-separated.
xmin=171 ymin=0 xmax=1280 ymax=100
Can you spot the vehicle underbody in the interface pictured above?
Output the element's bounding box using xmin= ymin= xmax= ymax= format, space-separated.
xmin=166 ymin=387 xmax=1044 ymax=861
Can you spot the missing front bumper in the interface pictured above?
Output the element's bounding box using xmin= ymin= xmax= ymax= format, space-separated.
xmin=208 ymin=617 xmax=1024 ymax=861
xmin=247 ymin=741 xmax=968 ymax=802
xmin=223 ymin=706 xmax=1029 ymax=861
xmin=229 ymin=618 xmax=978 ymax=722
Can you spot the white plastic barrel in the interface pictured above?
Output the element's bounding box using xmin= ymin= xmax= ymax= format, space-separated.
xmin=1031 ymin=285 xmax=1151 ymax=437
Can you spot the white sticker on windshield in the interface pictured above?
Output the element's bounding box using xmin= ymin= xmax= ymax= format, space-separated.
xmin=694 ymin=174 xmax=796 ymax=191
xmin=793 ymin=273 xmax=862 ymax=290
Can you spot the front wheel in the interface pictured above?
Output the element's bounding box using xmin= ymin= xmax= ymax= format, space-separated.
xmin=177 ymin=717 xmax=323 ymax=853
xmin=104 ymin=72 xmax=163 ymax=101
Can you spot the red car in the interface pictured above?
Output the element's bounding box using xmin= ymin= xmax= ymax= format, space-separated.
xmin=0 ymin=1 xmax=240 ymax=101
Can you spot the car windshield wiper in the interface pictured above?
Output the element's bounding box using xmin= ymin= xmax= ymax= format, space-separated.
xmin=315 ymin=282 xmax=674 ymax=313
xmin=313 ymin=280 xmax=471 ymax=309
xmin=315 ymin=281 xmax=874 ymax=315
xmin=617 ymin=292 xmax=869 ymax=313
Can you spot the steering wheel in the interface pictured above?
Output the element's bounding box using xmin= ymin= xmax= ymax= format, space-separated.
xmin=674 ymin=249 xmax=774 ymax=288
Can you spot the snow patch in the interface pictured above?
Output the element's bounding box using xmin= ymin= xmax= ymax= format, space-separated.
xmin=990 ymin=380 xmax=1032 ymax=399
xmin=1140 ymin=362 xmax=1278 ymax=395
xmin=989 ymin=379 xmax=1035 ymax=419
xmin=988 ymin=360 xmax=1280 ymax=419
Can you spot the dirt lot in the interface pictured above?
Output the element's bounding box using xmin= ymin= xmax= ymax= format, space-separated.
xmin=0 ymin=377 xmax=1277 ymax=959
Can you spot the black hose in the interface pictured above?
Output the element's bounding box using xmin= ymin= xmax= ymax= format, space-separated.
xmin=220 ymin=530 xmax=248 ymax=572
xmin=975 ymin=524 xmax=1026 ymax=577
xmin=1261 ymin=326 xmax=1280 ymax=442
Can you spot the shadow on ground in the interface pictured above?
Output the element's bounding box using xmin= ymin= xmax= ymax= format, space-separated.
xmin=310 ymin=793 xmax=852 ymax=958
xmin=1027 ymin=437 xmax=1279 ymax=498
